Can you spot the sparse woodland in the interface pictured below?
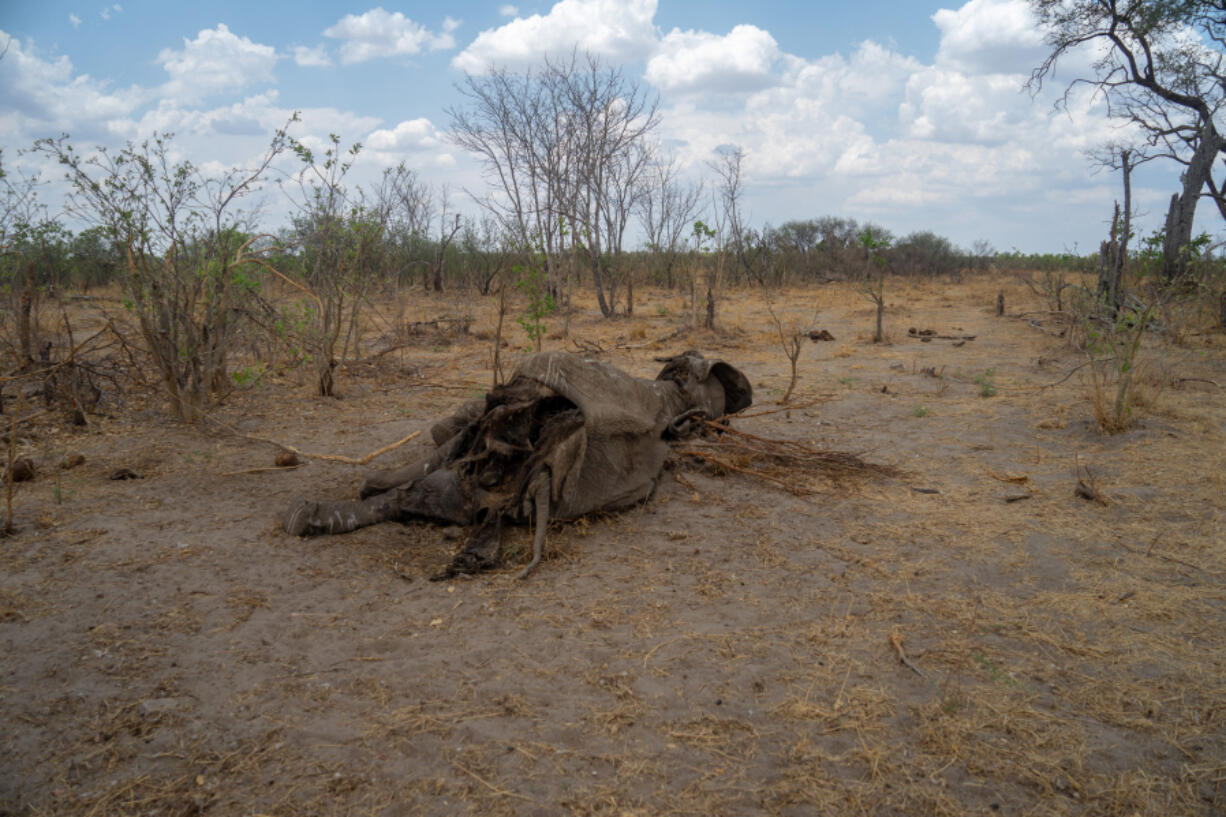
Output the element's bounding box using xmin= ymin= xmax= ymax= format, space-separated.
xmin=2 ymin=12 xmax=1226 ymax=816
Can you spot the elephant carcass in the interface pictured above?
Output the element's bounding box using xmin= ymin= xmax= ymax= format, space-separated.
xmin=283 ymin=350 xmax=752 ymax=578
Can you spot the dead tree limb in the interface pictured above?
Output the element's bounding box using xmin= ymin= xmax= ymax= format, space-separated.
xmin=209 ymin=419 xmax=421 ymax=466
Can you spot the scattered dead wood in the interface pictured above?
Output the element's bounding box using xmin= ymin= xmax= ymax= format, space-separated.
xmin=571 ymin=338 xmax=606 ymax=355
xmin=1176 ymin=377 xmax=1221 ymax=389
xmin=1074 ymin=455 xmax=1107 ymax=505
xmin=400 ymin=316 xmax=471 ymax=336
xmin=674 ymin=419 xmax=900 ymax=495
xmin=208 ymin=418 xmax=421 ymax=466
xmin=616 ymin=326 xmax=686 ymax=350
xmin=221 ymin=464 xmax=305 ymax=477
xmin=889 ymin=630 xmax=925 ymax=678
xmin=734 ymin=398 xmax=830 ymax=419
xmin=1113 ymin=537 xmax=1220 ymax=575
xmin=1027 ymin=319 xmax=1067 ymax=338
xmin=907 ymin=327 xmax=976 ymax=342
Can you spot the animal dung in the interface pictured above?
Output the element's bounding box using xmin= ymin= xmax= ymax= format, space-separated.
xmin=275 ymin=450 xmax=300 ymax=468
xmin=6 ymin=458 xmax=35 ymax=482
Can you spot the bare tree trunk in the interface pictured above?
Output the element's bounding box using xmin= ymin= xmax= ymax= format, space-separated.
xmin=18 ymin=257 xmax=35 ymax=366
xmin=1164 ymin=120 xmax=1222 ymax=280
xmin=590 ymin=253 xmax=614 ymax=318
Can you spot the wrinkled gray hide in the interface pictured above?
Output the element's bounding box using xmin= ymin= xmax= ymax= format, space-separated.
xmin=284 ymin=350 xmax=751 ymax=578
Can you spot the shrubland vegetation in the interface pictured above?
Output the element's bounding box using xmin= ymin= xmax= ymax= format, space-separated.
xmin=3 ymin=11 xmax=1226 ymax=437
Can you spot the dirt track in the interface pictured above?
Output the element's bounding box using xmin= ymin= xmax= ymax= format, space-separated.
xmin=2 ymin=276 xmax=1224 ymax=815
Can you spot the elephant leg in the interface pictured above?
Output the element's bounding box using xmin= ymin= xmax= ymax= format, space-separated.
xmin=288 ymin=469 xmax=473 ymax=536
xmin=389 ymin=468 xmax=473 ymax=526
xmin=359 ymin=434 xmax=462 ymax=498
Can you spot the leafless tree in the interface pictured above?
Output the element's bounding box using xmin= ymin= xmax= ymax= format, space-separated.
xmin=448 ymin=51 xmax=659 ymax=318
xmin=637 ymin=154 xmax=704 ymax=290
xmin=702 ymin=145 xmax=746 ymax=329
xmin=448 ymin=64 xmax=566 ymax=295
xmin=430 ymin=185 xmax=462 ymax=293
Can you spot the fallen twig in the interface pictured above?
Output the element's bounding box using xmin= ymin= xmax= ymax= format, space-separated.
xmin=208 ymin=418 xmax=421 ymax=466
xmin=1074 ymin=454 xmax=1107 ymax=505
xmin=1114 ymin=539 xmax=1219 ymax=575
xmin=734 ymin=397 xmax=831 ymax=419
xmin=1027 ymin=319 xmax=1067 ymax=338
xmin=221 ymin=464 xmax=305 ymax=477
xmin=452 ymin=762 xmax=535 ymax=802
xmin=1177 ymin=377 xmax=1221 ymax=388
xmin=571 ymin=337 xmax=606 ymax=355
xmin=890 ymin=631 xmax=925 ymax=678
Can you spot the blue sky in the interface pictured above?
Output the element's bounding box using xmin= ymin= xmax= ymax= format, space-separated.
xmin=0 ymin=0 xmax=1206 ymax=252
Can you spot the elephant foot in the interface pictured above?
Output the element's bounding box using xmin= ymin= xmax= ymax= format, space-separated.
xmin=284 ymin=499 xmax=376 ymax=536
xmin=284 ymin=499 xmax=321 ymax=536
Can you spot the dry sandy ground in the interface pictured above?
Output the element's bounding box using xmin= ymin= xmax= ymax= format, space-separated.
xmin=1 ymin=276 xmax=1224 ymax=816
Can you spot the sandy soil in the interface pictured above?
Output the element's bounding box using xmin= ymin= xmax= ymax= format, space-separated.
xmin=1 ymin=275 xmax=1224 ymax=816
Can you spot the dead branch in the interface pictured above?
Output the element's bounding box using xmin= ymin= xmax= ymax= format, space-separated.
xmin=1114 ymin=538 xmax=1219 ymax=575
xmin=0 ymin=323 xmax=116 ymax=385
xmin=208 ymin=418 xmax=421 ymax=466
xmin=889 ymin=631 xmax=925 ymax=678
xmin=673 ymin=419 xmax=900 ymax=494
xmin=571 ymin=338 xmax=606 ymax=355
xmin=1027 ymin=319 xmax=1067 ymax=338
xmin=734 ymin=398 xmax=830 ymax=419
xmin=1074 ymin=454 xmax=1107 ymax=505
xmin=221 ymin=464 xmax=306 ymax=477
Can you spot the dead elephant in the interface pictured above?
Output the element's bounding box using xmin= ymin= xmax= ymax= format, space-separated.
xmin=284 ymin=350 xmax=752 ymax=579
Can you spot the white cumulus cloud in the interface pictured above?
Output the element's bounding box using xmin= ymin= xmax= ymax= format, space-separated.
xmin=69 ymin=13 xmax=82 ymax=28
xmin=932 ymin=0 xmax=1047 ymax=75
xmin=498 ymin=4 xmax=519 ymax=16
xmin=293 ymin=44 xmax=332 ymax=67
xmin=366 ymin=117 xmax=442 ymax=152
xmin=0 ymin=33 xmax=143 ymax=142
xmin=646 ymin=25 xmax=781 ymax=95
xmin=452 ymin=0 xmax=656 ymax=73
xmin=156 ymin=25 xmax=278 ymax=103
xmin=323 ymin=8 xmax=456 ymax=64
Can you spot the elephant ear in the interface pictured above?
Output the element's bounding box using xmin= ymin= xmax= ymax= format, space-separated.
xmin=705 ymin=360 xmax=752 ymax=415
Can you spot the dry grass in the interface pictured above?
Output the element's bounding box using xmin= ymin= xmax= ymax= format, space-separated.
xmin=1 ymin=273 xmax=1224 ymax=816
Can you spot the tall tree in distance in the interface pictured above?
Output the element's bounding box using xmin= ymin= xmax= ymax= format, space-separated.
xmin=1028 ymin=0 xmax=1226 ymax=279
xmin=447 ymin=51 xmax=659 ymax=317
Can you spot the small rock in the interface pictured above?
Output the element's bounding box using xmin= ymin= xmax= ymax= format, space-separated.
xmin=274 ymin=450 xmax=300 ymax=468
xmin=62 ymin=453 xmax=86 ymax=470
